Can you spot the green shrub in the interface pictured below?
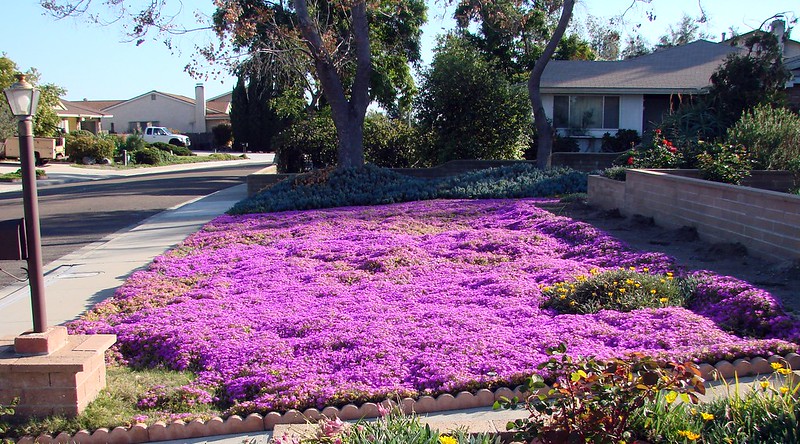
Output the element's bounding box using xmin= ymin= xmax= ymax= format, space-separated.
xmin=229 ymin=164 xmax=588 ymax=215
xmin=363 ymin=113 xmax=421 ymax=168
xmin=121 ymin=134 xmax=147 ymax=153
xmin=65 ymin=132 xmax=115 ymax=163
xmin=149 ymin=142 xmax=193 ymax=157
xmin=541 ymin=268 xmax=695 ymax=315
xmin=621 ymin=129 xmax=683 ymax=169
xmin=211 ymin=123 xmax=233 ymax=148
xmin=726 ymin=104 xmax=800 ymax=171
xmin=496 ymin=344 xmax=705 ymax=444
xmin=601 ymin=166 xmax=628 ymax=181
xmin=601 ymin=129 xmax=641 ymax=153
xmin=274 ymin=112 xmax=338 ymax=173
xmin=133 ymin=147 xmax=173 ymax=165
xmin=695 ymin=143 xmax=752 ymax=184
xmin=416 ymin=34 xmax=529 ymax=166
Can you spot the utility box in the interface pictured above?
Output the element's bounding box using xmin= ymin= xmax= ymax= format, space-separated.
xmin=0 ymin=218 xmax=27 ymax=260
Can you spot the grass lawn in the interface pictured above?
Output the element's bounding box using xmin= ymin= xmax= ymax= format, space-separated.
xmin=65 ymin=198 xmax=798 ymax=421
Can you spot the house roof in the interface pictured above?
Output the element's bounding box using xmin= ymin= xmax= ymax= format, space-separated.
xmin=86 ymin=90 xmax=231 ymax=116
xmin=56 ymin=100 xmax=112 ymax=118
xmin=541 ymin=40 xmax=743 ymax=95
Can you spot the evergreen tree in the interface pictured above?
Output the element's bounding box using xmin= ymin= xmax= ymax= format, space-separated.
xmin=230 ymin=75 xmax=249 ymax=151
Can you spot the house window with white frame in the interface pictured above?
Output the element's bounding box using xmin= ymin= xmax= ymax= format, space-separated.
xmin=553 ymin=96 xmax=620 ymax=130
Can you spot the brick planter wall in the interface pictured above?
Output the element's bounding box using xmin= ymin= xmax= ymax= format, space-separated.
xmin=588 ymin=170 xmax=800 ymax=262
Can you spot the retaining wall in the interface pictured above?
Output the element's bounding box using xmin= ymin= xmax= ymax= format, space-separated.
xmin=588 ymin=170 xmax=800 ymax=262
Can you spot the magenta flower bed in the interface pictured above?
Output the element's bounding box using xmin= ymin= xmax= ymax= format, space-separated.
xmin=70 ymin=199 xmax=799 ymax=414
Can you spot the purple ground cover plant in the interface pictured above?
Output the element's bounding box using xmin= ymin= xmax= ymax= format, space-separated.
xmin=69 ymin=199 xmax=799 ymax=415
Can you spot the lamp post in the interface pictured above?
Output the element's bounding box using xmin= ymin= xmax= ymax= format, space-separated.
xmin=3 ymin=74 xmax=47 ymax=333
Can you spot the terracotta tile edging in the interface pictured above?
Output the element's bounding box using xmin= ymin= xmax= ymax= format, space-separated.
xmin=15 ymin=353 xmax=800 ymax=443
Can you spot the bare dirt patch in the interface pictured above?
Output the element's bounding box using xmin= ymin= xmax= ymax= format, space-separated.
xmin=542 ymin=199 xmax=800 ymax=316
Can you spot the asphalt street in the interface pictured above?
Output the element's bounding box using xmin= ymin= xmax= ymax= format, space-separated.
xmin=0 ymin=162 xmax=266 ymax=288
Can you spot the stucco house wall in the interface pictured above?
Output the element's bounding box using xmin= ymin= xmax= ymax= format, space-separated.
xmin=103 ymin=92 xmax=198 ymax=134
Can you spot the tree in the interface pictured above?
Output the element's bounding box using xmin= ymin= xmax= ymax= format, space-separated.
xmin=229 ymin=75 xmax=249 ymax=150
xmin=1 ymin=55 xmax=65 ymax=140
xmin=655 ymin=14 xmax=710 ymax=49
xmin=620 ymin=34 xmax=651 ymax=59
xmin=416 ymin=34 xmax=530 ymax=166
xmin=708 ymin=32 xmax=790 ymax=128
xmin=41 ymin=0 xmax=426 ymax=168
xmin=585 ymin=16 xmax=621 ymax=61
xmin=529 ymin=0 xmax=574 ymax=168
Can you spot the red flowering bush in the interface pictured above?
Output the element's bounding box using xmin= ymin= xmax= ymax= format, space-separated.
xmin=620 ymin=129 xmax=683 ymax=169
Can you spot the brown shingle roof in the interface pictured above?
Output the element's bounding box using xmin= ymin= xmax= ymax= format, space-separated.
xmin=76 ymin=100 xmax=124 ymax=112
xmin=541 ymin=40 xmax=743 ymax=94
xmin=58 ymin=100 xmax=111 ymax=118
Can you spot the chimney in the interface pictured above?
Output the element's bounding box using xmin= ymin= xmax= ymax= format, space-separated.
xmin=721 ymin=32 xmax=726 ymax=42
xmin=769 ymin=19 xmax=786 ymax=55
xmin=195 ymin=83 xmax=207 ymax=133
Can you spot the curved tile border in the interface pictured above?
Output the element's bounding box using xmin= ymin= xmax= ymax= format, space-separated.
xmin=15 ymin=353 xmax=800 ymax=443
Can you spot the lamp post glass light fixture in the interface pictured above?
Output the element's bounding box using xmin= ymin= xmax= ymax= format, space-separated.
xmin=4 ymin=74 xmax=48 ymax=333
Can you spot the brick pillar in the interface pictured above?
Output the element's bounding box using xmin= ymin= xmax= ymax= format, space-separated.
xmin=0 ymin=329 xmax=116 ymax=417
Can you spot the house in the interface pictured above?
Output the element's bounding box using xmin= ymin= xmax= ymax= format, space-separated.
xmin=55 ymin=99 xmax=112 ymax=134
xmin=540 ymin=40 xmax=742 ymax=151
xmin=79 ymin=84 xmax=231 ymax=135
xmin=540 ymin=20 xmax=800 ymax=152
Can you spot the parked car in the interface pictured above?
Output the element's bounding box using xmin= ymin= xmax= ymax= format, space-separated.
xmin=142 ymin=127 xmax=191 ymax=147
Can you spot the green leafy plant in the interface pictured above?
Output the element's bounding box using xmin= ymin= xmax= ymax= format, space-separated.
xmin=229 ymin=164 xmax=588 ymax=215
xmin=65 ymin=131 xmax=115 ymax=163
xmin=289 ymin=409 xmax=500 ymax=444
xmin=695 ymin=143 xmax=752 ymax=184
xmin=274 ymin=111 xmax=338 ymax=173
xmin=726 ymin=104 xmax=800 ymax=171
xmin=0 ymin=168 xmax=46 ymax=181
xmin=496 ymin=345 xmax=705 ymax=444
xmin=149 ymin=142 xmax=193 ymax=157
xmin=363 ymin=112 xmax=423 ymax=168
xmin=601 ymin=129 xmax=641 ymax=153
xmin=620 ymin=129 xmax=683 ymax=169
xmin=211 ymin=123 xmax=233 ymax=148
xmin=632 ymin=360 xmax=800 ymax=444
xmin=132 ymin=147 xmax=174 ymax=165
xmin=542 ymin=268 xmax=695 ymax=314
xmin=600 ymin=166 xmax=628 ymax=181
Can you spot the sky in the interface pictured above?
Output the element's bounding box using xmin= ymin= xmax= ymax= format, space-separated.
xmin=0 ymin=1 xmax=796 ymax=102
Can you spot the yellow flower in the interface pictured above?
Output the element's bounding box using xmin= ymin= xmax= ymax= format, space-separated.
xmin=635 ymin=283 xmax=641 ymax=288
xmin=608 ymin=292 xmax=615 ymax=297
xmin=629 ymin=266 xmax=636 ymax=271
xmin=643 ymin=267 xmax=649 ymax=272
xmin=780 ymin=387 xmax=789 ymax=395
xmin=650 ymin=289 xmax=657 ymax=295
xmin=569 ymin=301 xmax=577 ymax=306
xmin=700 ymin=412 xmax=714 ymax=421
xmin=677 ymin=430 xmax=700 ymax=440
xmin=659 ymin=297 xmax=669 ymax=304
xmin=660 ymin=279 xmax=666 ymax=283
xmin=777 ymin=368 xmax=793 ymax=375
xmin=667 ymin=272 xmax=674 ymax=277
xmin=618 ymin=288 xmax=626 ymax=293
xmin=771 ymin=362 xmax=784 ymax=370
xmin=760 ymin=381 xmax=770 ymax=390
xmin=439 ymin=436 xmax=458 ymax=444
xmin=665 ymin=391 xmax=678 ymax=403
xmin=559 ymin=295 xmax=566 ymax=300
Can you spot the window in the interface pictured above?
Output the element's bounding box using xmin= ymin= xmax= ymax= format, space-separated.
xmin=151 ymin=94 xmax=156 ymax=101
xmin=553 ymin=96 xmax=620 ymax=130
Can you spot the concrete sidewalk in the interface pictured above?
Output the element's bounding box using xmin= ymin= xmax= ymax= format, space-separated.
xmin=0 ymin=183 xmax=249 ymax=338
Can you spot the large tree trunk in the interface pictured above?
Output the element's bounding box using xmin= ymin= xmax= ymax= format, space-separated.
xmin=528 ymin=0 xmax=574 ymax=169
xmin=294 ymin=0 xmax=370 ymax=168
